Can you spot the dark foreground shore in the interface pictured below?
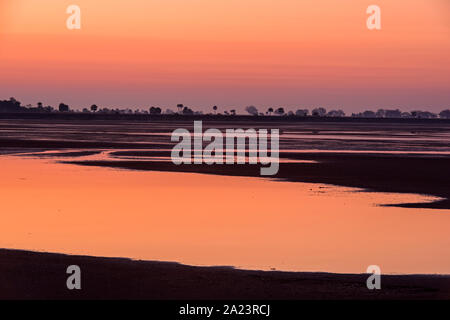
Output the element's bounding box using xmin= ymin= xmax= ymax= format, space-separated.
xmin=0 ymin=249 xmax=449 ymax=300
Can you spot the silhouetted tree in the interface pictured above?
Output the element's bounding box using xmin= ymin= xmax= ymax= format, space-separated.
xmin=440 ymin=109 xmax=450 ymax=119
xmin=213 ymin=105 xmax=218 ymax=114
xmin=295 ymin=109 xmax=308 ymax=116
xmin=267 ymin=107 xmax=274 ymax=115
xmin=401 ymin=112 xmax=412 ymax=118
xmin=411 ymin=111 xmax=437 ymax=119
xmin=230 ymin=109 xmax=236 ymax=116
xmin=245 ymin=105 xmax=258 ymax=116
xmin=177 ymin=104 xmax=184 ymax=114
xmin=8 ymin=97 xmax=21 ymax=109
xmin=385 ymin=109 xmax=402 ymax=118
xmin=274 ymin=107 xmax=285 ymax=115
xmin=362 ymin=110 xmax=376 ymax=118
xmin=58 ymin=103 xmax=69 ymax=112
xmin=0 ymin=97 xmax=23 ymax=112
xmin=150 ymin=106 xmax=162 ymax=114
xmin=182 ymin=106 xmax=194 ymax=115
xmin=376 ymin=109 xmax=385 ymax=118
xmin=312 ymin=107 xmax=326 ymax=117
xmin=327 ymin=109 xmax=345 ymax=117
xmin=90 ymin=104 xmax=98 ymax=112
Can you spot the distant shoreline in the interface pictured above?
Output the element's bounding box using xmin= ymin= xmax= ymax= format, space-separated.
xmin=1 ymin=112 xmax=450 ymax=123
xmin=1 ymin=249 xmax=449 ymax=300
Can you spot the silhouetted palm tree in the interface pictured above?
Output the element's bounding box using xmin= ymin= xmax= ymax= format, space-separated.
xmin=213 ymin=106 xmax=218 ymax=114
xmin=90 ymin=104 xmax=98 ymax=112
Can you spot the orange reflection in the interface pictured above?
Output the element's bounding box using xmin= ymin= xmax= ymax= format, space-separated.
xmin=0 ymin=156 xmax=449 ymax=274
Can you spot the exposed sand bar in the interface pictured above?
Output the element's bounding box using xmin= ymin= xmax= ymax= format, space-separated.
xmin=1 ymin=249 xmax=449 ymax=300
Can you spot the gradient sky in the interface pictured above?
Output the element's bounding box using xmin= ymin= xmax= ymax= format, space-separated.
xmin=0 ymin=0 xmax=449 ymax=113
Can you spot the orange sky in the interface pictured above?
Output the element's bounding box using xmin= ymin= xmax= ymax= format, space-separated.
xmin=0 ymin=0 xmax=449 ymax=112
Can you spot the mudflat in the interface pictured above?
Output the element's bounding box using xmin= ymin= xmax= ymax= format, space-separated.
xmin=2 ymin=119 xmax=450 ymax=209
xmin=1 ymin=249 xmax=449 ymax=300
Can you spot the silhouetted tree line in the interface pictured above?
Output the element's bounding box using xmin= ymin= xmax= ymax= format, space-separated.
xmin=0 ymin=98 xmax=54 ymax=113
xmin=351 ymin=108 xmax=446 ymax=119
xmin=1 ymin=97 xmax=449 ymax=119
xmin=244 ymin=106 xmax=450 ymax=119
